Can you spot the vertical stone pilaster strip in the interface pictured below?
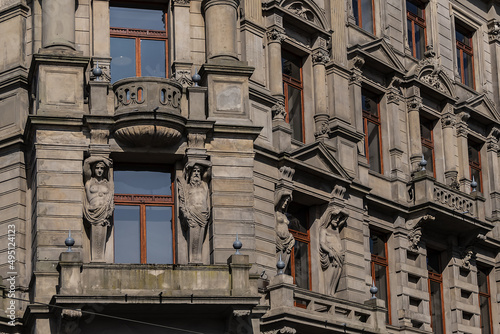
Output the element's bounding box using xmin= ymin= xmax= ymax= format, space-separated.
xmin=312 ymin=49 xmax=329 ymax=139
xmin=42 ymin=0 xmax=76 ymax=50
xmin=267 ymin=28 xmax=285 ymax=98
xmin=406 ymin=89 xmax=422 ymax=171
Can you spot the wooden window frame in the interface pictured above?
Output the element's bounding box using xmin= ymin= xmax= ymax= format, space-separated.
xmin=370 ymin=231 xmax=391 ymax=324
xmin=353 ymin=0 xmax=376 ymax=34
xmin=468 ymin=141 xmax=483 ymax=192
xmin=455 ymin=24 xmax=475 ymax=89
xmin=282 ymin=55 xmax=305 ymax=143
xmin=113 ymin=170 xmax=175 ymax=264
xmin=406 ymin=0 xmax=427 ymax=58
xmin=477 ymin=266 xmax=494 ymax=333
xmin=288 ymin=228 xmax=312 ymax=291
xmin=110 ymin=3 xmax=169 ymax=78
xmin=420 ymin=118 xmax=435 ymax=177
xmin=362 ymin=92 xmax=383 ymax=173
xmin=427 ymin=252 xmax=446 ymax=334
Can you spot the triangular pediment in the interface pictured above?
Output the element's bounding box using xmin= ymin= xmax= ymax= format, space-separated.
xmin=464 ymin=94 xmax=500 ymax=122
xmin=348 ymin=39 xmax=405 ymax=74
xmin=288 ymin=142 xmax=352 ymax=181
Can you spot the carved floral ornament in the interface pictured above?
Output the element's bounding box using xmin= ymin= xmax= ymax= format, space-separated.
xmin=312 ymin=49 xmax=330 ymax=65
xmin=488 ymin=20 xmax=500 ymax=42
xmin=267 ymin=28 xmax=286 ymax=43
xmin=441 ymin=113 xmax=456 ymax=129
xmin=272 ymin=101 xmax=287 ymax=120
xmin=262 ymin=327 xmax=297 ymax=334
xmin=406 ymin=97 xmax=422 ymax=111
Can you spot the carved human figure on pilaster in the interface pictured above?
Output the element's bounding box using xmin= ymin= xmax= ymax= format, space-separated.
xmin=319 ymin=206 xmax=349 ymax=296
xmin=275 ymin=189 xmax=294 ymax=271
xmin=83 ymin=156 xmax=114 ymax=262
xmin=178 ymin=161 xmax=211 ymax=263
xmin=408 ymin=227 xmax=422 ymax=253
xmin=461 ymin=246 xmax=474 ymax=269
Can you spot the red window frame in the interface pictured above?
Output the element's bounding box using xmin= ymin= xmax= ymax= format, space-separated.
xmin=353 ymin=0 xmax=376 ymax=34
xmin=477 ymin=266 xmax=494 ymax=334
xmin=456 ymin=24 xmax=475 ymax=89
xmin=110 ymin=3 xmax=169 ymax=78
xmin=406 ymin=0 xmax=427 ymax=58
xmin=362 ymin=92 xmax=383 ymax=173
xmin=468 ymin=141 xmax=482 ymax=192
xmin=370 ymin=231 xmax=391 ymax=324
xmin=420 ymin=118 xmax=435 ymax=177
xmin=282 ymin=51 xmax=305 ymax=142
xmin=288 ymin=228 xmax=312 ymax=292
xmin=427 ymin=249 xmax=446 ymax=334
xmin=113 ymin=168 xmax=176 ymax=264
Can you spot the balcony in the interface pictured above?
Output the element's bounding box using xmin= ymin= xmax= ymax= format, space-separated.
xmin=262 ymin=275 xmax=387 ymax=333
xmin=111 ymin=77 xmax=186 ymax=147
xmin=408 ymin=172 xmax=491 ymax=233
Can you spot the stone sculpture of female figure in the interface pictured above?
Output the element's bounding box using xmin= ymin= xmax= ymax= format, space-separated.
xmin=319 ymin=206 xmax=348 ymax=295
xmin=83 ymin=156 xmax=114 ymax=262
xmin=275 ymin=189 xmax=294 ymax=271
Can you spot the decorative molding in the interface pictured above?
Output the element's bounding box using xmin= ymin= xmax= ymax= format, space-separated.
xmin=488 ymin=20 xmax=500 ymax=42
xmin=349 ymin=55 xmax=365 ymax=70
xmin=279 ymin=166 xmax=295 ymax=181
xmin=233 ymin=310 xmax=251 ymax=317
xmin=332 ymin=184 xmax=346 ymax=199
xmin=312 ymin=49 xmax=330 ymax=65
xmin=406 ymin=97 xmax=422 ymax=111
xmin=188 ymin=133 xmax=206 ymax=149
xmin=262 ymin=326 xmax=297 ymax=334
xmin=441 ymin=113 xmax=455 ymax=129
xmin=271 ymin=101 xmax=287 ymax=120
xmin=175 ymin=70 xmax=193 ymax=87
xmin=267 ymin=28 xmax=286 ymax=43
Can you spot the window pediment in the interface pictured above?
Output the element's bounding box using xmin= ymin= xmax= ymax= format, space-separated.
xmin=458 ymin=94 xmax=500 ymax=124
xmin=348 ymin=39 xmax=406 ymax=75
xmin=281 ymin=0 xmax=328 ymax=30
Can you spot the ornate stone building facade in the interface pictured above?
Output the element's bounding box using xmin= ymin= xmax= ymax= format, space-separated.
xmin=0 ymin=0 xmax=500 ymax=333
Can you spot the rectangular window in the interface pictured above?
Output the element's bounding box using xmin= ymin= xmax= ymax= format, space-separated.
xmin=362 ymin=91 xmax=383 ymax=173
xmin=407 ymin=0 xmax=426 ymax=59
xmin=113 ymin=166 xmax=175 ymax=264
xmin=427 ymin=248 xmax=445 ymax=334
xmin=353 ymin=0 xmax=375 ymax=34
xmin=456 ymin=23 xmax=474 ymax=89
xmin=420 ymin=118 xmax=435 ymax=176
xmin=370 ymin=231 xmax=391 ymax=323
xmin=110 ymin=4 xmax=168 ymax=83
xmin=282 ymin=50 xmax=305 ymax=142
xmin=285 ymin=203 xmax=311 ymax=290
xmin=468 ymin=141 xmax=482 ymax=192
xmin=477 ymin=266 xmax=493 ymax=334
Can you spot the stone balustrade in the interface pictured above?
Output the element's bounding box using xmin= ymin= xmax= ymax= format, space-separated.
xmin=432 ymin=184 xmax=475 ymax=216
xmin=113 ymin=77 xmax=183 ymax=115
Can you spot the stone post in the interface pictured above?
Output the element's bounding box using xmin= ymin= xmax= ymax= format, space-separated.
xmin=456 ymin=112 xmax=471 ymax=193
xmin=267 ymin=28 xmax=285 ymax=98
xmin=172 ymin=0 xmax=194 ymax=85
xmin=59 ymin=252 xmax=82 ymax=295
xmin=441 ymin=109 xmax=459 ymax=187
xmin=42 ymin=0 xmax=75 ymax=50
xmin=228 ymin=254 xmax=252 ymax=296
xmin=202 ymin=0 xmax=239 ymax=61
xmin=268 ymin=274 xmax=295 ymax=309
xmin=349 ymin=59 xmax=364 ymax=155
xmin=387 ymin=87 xmax=404 ymax=178
xmin=486 ymin=128 xmax=500 ymax=218
xmin=364 ymin=298 xmax=387 ymax=332
xmin=406 ymin=88 xmax=423 ymax=172
xmin=312 ymin=48 xmax=329 ymax=140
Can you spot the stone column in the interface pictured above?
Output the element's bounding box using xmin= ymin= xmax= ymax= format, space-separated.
xmin=42 ymin=0 xmax=75 ymax=50
xmin=406 ymin=87 xmax=423 ymax=172
xmin=172 ymin=0 xmax=194 ymax=86
xmin=440 ymin=110 xmax=458 ymax=188
xmin=202 ymin=0 xmax=239 ymax=61
xmin=487 ymin=20 xmax=500 ymax=108
xmin=387 ymin=87 xmax=404 ymax=178
xmin=456 ymin=112 xmax=471 ymax=193
xmin=349 ymin=57 xmax=364 ymax=155
xmin=486 ymin=128 xmax=500 ymax=218
xmin=312 ymin=48 xmax=330 ymax=140
xmin=267 ymin=28 xmax=285 ymax=98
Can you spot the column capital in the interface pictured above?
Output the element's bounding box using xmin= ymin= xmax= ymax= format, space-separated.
xmin=406 ymin=96 xmax=422 ymax=112
xmin=312 ymin=49 xmax=330 ymax=65
xmin=387 ymin=90 xmax=401 ymax=105
xmin=267 ymin=28 xmax=286 ymax=44
xmin=202 ymin=0 xmax=240 ymax=11
xmin=441 ymin=113 xmax=456 ymax=129
xmin=488 ymin=20 xmax=500 ymax=43
xmin=172 ymin=0 xmax=191 ymax=7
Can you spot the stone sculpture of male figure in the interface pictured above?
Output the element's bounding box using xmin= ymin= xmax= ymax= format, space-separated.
xmin=178 ymin=162 xmax=211 ymax=263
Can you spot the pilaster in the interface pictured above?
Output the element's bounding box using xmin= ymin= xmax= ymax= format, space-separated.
xmin=456 ymin=112 xmax=471 ymax=193
xmin=406 ymin=87 xmax=423 ymax=172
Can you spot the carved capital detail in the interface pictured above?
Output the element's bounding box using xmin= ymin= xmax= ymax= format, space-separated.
xmin=172 ymin=0 xmax=191 ymax=5
xmin=312 ymin=49 xmax=330 ymax=65
xmin=406 ymin=97 xmax=422 ymax=111
xmin=387 ymin=91 xmax=401 ymax=104
xmin=267 ymin=28 xmax=286 ymax=43
xmin=271 ymin=101 xmax=287 ymax=120
xmin=175 ymin=70 xmax=193 ymax=87
xmin=279 ymin=166 xmax=295 ymax=181
xmin=441 ymin=113 xmax=456 ymax=129
xmin=488 ymin=20 xmax=500 ymax=42
xmin=262 ymin=326 xmax=297 ymax=334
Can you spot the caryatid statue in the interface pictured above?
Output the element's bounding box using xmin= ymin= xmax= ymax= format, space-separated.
xmin=319 ymin=206 xmax=349 ymax=296
xmin=275 ymin=189 xmax=295 ymax=271
xmin=178 ymin=161 xmax=211 ymax=263
xmin=83 ymin=156 xmax=114 ymax=262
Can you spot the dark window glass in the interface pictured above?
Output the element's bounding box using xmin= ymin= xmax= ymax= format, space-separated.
xmin=110 ymin=4 xmax=168 ymax=82
xmin=477 ymin=267 xmax=493 ymax=334
xmin=285 ymin=203 xmax=311 ymax=290
xmin=456 ymin=24 xmax=474 ymax=88
xmin=420 ymin=119 xmax=434 ymax=175
xmin=282 ymin=51 xmax=304 ymax=142
xmin=429 ymin=280 xmax=445 ymax=334
xmin=468 ymin=142 xmax=482 ymax=192
xmin=114 ymin=167 xmax=175 ymax=264
xmin=362 ymin=92 xmax=382 ymax=173
xmin=353 ymin=0 xmax=374 ymax=33
xmin=407 ymin=0 xmax=426 ymax=59
xmin=370 ymin=231 xmax=390 ymax=323
xmin=427 ymin=248 xmax=441 ymax=273
xmin=114 ymin=205 xmax=141 ymax=263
